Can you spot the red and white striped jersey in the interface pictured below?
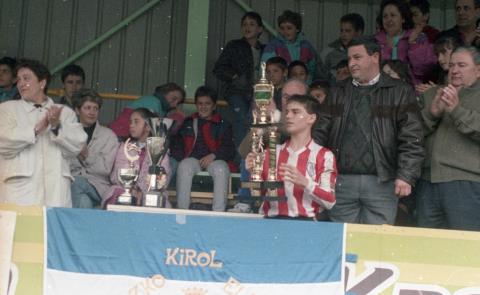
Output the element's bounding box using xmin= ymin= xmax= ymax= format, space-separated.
xmin=260 ymin=139 xmax=337 ymax=218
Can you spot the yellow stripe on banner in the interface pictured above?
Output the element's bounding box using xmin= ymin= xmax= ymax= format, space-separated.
xmin=12 ymin=242 xmax=44 ymax=264
xmin=12 ymin=262 xmax=43 ymax=295
xmin=347 ymin=223 xmax=480 ymax=241
xmin=0 ymin=204 xmax=43 ymax=216
xmin=14 ymin=216 xmax=44 ymax=243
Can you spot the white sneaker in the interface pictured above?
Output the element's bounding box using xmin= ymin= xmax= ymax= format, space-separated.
xmin=228 ymin=203 xmax=252 ymax=213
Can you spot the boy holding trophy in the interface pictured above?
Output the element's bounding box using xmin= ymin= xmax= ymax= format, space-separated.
xmin=246 ymin=95 xmax=337 ymax=219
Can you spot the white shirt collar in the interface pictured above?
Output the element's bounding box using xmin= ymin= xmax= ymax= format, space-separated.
xmin=352 ymin=73 xmax=380 ymax=87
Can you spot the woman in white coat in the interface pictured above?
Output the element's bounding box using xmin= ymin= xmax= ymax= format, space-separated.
xmin=0 ymin=59 xmax=87 ymax=207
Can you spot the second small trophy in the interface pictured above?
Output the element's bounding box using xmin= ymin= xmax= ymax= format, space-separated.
xmin=143 ymin=117 xmax=172 ymax=208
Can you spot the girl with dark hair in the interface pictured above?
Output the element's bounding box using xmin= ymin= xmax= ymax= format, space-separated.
xmin=104 ymin=108 xmax=171 ymax=207
xmin=382 ymin=60 xmax=414 ymax=87
xmin=375 ymin=0 xmax=437 ymax=85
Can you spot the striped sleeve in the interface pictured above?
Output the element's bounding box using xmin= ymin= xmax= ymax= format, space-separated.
xmin=305 ymin=148 xmax=337 ymax=209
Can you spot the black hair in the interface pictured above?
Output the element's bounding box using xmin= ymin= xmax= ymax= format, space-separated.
xmin=409 ymin=0 xmax=430 ymax=15
xmin=348 ymin=36 xmax=381 ymax=56
xmin=266 ymin=56 xmax=288 ymax=71
xmin=381 ymin=60 xmax=414 ymax=86
xmin=15 ymin=59 xmax=51 ymax=94
xmin=73 ymin=88 xmax=103 ymax=110
xmin=0 ymin=57 xmax=18 ymax=71
xmin=340 ymin=13 xmax=365 ymax=33
xmin=286 ymin=94 xmax=321 ymax=117
xmin=61 ymin=64 xmax=85 ymax=83
xmin=241 ymin=11 xmax=263 ymax=27
xmin=309 ymin=79 xmax=330 ymax=95
xmin=287 ymin=60 xmax=308 ymax=78
xmin=379 ymin=0 xmax=414 ymax=31
xmin=335 ymin=59 xmax=349 ymax=70
xmin=278 ymin=10 xmax=302 ymax=32
xmin=434 ymin=33 xmax=464 ymax=55
xmin=194 ymin=85 xmax=218 ymax=104
xmin=154 ymin=82 xmax=186 ymax=104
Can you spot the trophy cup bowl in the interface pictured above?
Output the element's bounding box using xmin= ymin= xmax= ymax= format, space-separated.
xmin=143 ymin=130 xmax=169 ymax=207
xmin=117 ymin=167 xmax=139 ymax=205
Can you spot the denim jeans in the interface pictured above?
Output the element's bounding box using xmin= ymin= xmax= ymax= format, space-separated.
xmin=176 ymin=158 xmax=230 ymax=212
xmin=226 ymin=94 xmax=251 ymax=149
xmin=71 ymin=176 xmax=102 ymax=209
xmin=416 ymin=179 xmax=480 ymax=231
xmin=329 ymin=174 xmax=398 ymax=225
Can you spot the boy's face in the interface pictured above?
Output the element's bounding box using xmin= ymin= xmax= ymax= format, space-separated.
xmin=195 ymin=95 xmax=216 ymax=119
xmin=63 ymin=74 xmax=84 ymax=99
xmin=266 ymin=64 xmax=287 ymax=87
xmin=289 ymin=65 xmax=308 ymax=82
xmin=0 ymin=64 xmax=15 ymax=89
xmin=241 ymin=17 xmax=263 ymax=41
xmin=309 ymin=88 xmax=327 ymax=104
xmin=410 ymin=6 xmax=428 ymax=27
xmin=279 ymin=21 xmax=298 ymax=42
xmin=284 ymin=101 xmax=316 ymax=135
xmin=340 ymin=22 xmax=360 ymax=47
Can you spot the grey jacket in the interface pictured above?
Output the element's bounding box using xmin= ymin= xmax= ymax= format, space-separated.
xmin=70 ymin=122 xmax=119 ymax=198
xmin=421 ymin=82 xmax=480 ymax=183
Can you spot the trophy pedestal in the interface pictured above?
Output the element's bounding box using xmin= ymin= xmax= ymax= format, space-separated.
xmin=143 ymin=190 xmax=166 ymax=208
xmin=117 ymin=194 xmax=137 ymax=206
xmin=240 ymin=180 xmax=286 ymax=202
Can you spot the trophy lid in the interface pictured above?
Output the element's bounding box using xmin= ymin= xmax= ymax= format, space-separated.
xmin=258 ymin=62 xmax=269 ymax=84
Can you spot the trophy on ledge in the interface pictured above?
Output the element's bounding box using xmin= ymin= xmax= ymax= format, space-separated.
xmin=240 ymin=62 xmax=285 ymax=202
xmin=117 ymin=138 xmax=141 ymax=205
xmin=143 ymin=117 xmax=173 ymax=207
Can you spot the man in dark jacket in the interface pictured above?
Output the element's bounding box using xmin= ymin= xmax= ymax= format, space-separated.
xmin=317 ymin=37 xmax=424 ymax=225
xmin=213 ymin=11 xmax=264 ymax=150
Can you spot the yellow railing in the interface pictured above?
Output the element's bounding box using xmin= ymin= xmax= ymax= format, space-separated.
xmin=47 ymin=88 xmax=229 ymax=107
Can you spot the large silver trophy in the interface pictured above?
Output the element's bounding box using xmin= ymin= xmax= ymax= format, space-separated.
xmin=117 ymin=139 xmax=141 ymax=205
xmin=143 ymin=117 xmax=173 ymax=207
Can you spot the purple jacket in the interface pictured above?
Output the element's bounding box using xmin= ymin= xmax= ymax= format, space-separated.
xmin=375 ymin=29 xmax=437 ymax=85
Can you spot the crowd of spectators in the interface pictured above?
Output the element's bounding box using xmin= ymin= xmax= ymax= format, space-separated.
xmin=1 ymin=0 xmax=480 ymax=231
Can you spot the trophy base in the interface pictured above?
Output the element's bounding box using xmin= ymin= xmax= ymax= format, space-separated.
xmin=251 ymin=122 xmax=282 ymax=128
xmin=239 ymin=180 xmax=286 ymax=202
xmin=241 ymin=180 xmax=283 ymax=190
xmin=143 ymin=191 xmax=166 ymax=208
xmin=117 ymin=195 xmax=137 ymax=206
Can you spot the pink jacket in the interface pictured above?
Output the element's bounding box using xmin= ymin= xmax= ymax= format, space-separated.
xmin=103 ymin=141 xmax=171 ymax=206
xmin=375 ymin=29 xmax=437 ymax=85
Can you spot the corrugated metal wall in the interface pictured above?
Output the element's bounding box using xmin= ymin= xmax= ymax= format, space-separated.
xmin=0 ymin=0 xmax=188 ymax=123
xmin=0 ymin=0 xmax=455 ymax=123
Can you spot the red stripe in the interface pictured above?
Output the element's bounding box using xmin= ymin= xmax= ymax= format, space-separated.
xmin=276 ymin=145 xmax=290 ymax=216
xmin=294 ymin=148 xmax=310 ymax=217
xmin=312 ymin=148 xmax=336 ymax=204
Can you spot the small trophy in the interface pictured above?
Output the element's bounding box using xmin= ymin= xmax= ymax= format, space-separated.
xmin=143 ymin=117 xmax=172 ymax=207
xmin=240 ymin=62 xmax=284 ymax=202
xmin=117 ymin=138 xmax=140 ymax=205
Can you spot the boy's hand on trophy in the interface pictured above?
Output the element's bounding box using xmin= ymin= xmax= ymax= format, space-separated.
xmin=280 ymin=163 xmax=308 ymax=187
